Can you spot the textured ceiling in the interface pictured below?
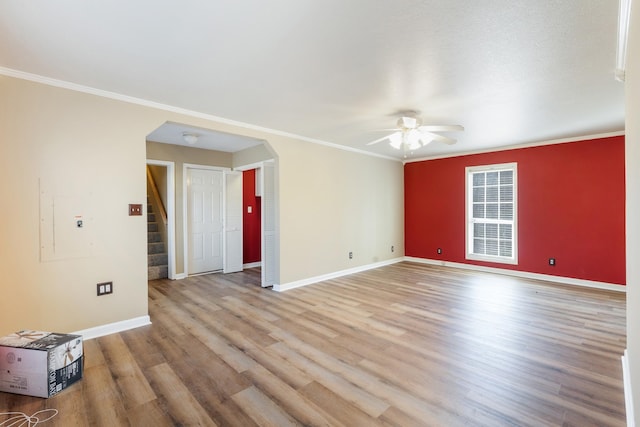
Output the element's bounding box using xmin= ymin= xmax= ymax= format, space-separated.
xmin=0 ymin=0 xmax=625 ymax=159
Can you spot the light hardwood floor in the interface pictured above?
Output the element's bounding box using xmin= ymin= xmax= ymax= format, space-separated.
xmin=0 ymin=262 xmax=627 ymax=426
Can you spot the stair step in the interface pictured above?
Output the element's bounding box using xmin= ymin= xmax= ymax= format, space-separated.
xmin=148 ymin=242 xmax=165 ymax=254
xmin=147 ymin=195 xmax=167 ymax=280
xmin=148 ymin=253 xmax=168 ymax=266
xmin=148 ymin=265 xmax=168 ymax=281
xmin=148 ymin=232 xmax=162 ymax=243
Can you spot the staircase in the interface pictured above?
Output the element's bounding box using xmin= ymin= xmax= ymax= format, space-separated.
xmin=147 ymin=201 xmax=168 ymax=280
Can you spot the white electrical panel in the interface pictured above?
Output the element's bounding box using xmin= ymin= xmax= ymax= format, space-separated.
xmin=39 ymin=181 xmax=94 ymax=261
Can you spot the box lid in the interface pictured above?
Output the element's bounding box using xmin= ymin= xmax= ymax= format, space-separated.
xmin=0 ymin=330 xmax=50 ymax=348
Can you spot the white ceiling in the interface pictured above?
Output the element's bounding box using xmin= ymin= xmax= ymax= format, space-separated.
xmin=0 ymin=0 xmax=625 ymax=159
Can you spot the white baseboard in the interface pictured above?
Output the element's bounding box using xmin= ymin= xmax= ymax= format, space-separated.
xmin=404 ymin=257 xmax=626 ymax=292
xmin=174 ymin=272 xmax=188 ymax=280
xmin=72 ymin=315 xmax=151 ymax=340
xmin=273 ymin=256 xmax=624 ymax=293
xmin=243 ymin=262 xmax=262 ymax=269
xmin=623 ymin=349 xmax=635 ymax=427
xmin=273 ymin=257 xmax=404 ymax=292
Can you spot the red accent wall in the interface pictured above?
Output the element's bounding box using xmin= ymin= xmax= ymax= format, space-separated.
xmin=243 ymin=169 xmax=262 ymax=264
xmin=405 ymin=136 xmax=626 ymax=285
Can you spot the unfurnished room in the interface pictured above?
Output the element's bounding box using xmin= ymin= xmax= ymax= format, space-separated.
xmin=1 ymin=1 xmax=639 ymax=426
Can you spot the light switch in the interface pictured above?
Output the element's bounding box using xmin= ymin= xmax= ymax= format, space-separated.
xmin=247 ymin=206 xmax=253 ymax=214
xmin=129 ymin=204 xmax=143 ymax=216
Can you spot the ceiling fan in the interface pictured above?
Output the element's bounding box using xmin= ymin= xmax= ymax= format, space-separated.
xmin=367 ymin=111 xmax=463 ymax=153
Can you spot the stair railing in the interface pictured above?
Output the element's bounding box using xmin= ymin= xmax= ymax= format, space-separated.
xmin=146 ymin=165 xmax=168 ymax=227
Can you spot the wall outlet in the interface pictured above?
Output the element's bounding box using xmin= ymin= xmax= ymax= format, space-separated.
xmin=391 ymin=245 xmax=394 ymax=252
xmin=549 ymin=258 xmax=556 ymax=266
xmin=437 ymin=248 xmax=442 ymax=254
xmin=349 ymin=251 xmax=353 ymax=259
xmin=97 ymin=281 xmax=113 ymax=296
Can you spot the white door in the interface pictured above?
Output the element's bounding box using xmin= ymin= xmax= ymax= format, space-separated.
xmin=224 ymin=171 xmax=243 ymax=273
xmin=261 ymin=162 xmax=277 ymax=287
xmin=188 ymin=168 xmax=223 ymax=274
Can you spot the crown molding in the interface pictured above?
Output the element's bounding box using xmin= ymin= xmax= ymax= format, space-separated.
xmin=404 ymin=130 xmax=626 ymax=164
xmin=0 ymin=66 xmax=399 ymax=162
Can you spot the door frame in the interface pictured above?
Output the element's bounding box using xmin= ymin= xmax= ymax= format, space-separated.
xmin=146 ymin=159 xmax=176 ymax=279
xmin=260 ymin=160 xmax=277 ymax=287
xmin=183 ymin=163 xmax=231 ymax=276
xmin=223 ymin=170 xmax=243 ymax=273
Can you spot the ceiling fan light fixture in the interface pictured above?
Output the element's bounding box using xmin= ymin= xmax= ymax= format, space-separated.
xmin=407 ymin=130 xmax=421 ymax=149
xmin=389 ymin=133 xmax=403 ymax=149
xmin=182 ymin=132 xmax=199 ymax=145
xmin=368 ymin=112 xmax=462 ymax=153
xmin=398 ymin=116 xmax=420 ymax=129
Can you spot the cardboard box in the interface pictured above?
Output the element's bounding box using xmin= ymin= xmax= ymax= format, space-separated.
xmin=0 ymin=330 xmax=83 ymax=398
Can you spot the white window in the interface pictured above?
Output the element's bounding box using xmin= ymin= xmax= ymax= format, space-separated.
xmin=466 ymin=163 xmax=518 ymax=264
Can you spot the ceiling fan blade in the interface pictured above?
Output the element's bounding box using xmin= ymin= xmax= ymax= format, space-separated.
xmin=366 ymin=132 xmax=396 ymax=146
xmin=418 ymin=125 xmax=464 ymax=132
xmin=420 ymin=131 xmax=457 ymax=145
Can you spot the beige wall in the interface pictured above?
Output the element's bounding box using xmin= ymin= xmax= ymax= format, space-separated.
xmin=267 ymin=136 xmax=404 ymax=284
xmin=0 ymin=74 xmax=404 ymax=335
xmin=147 ymin=140 xmax=233 ymax=167
xmin=626 ymin=1 xmax=639 ymax=422
xmin=0 ymin=76 xmax=156 ymax=333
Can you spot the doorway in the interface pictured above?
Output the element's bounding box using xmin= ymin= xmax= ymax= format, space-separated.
xmin=236 ymin=160 xmax=278 ymax=287
xmin=146 ymin=160 xmax=176 ymax=279
xmin=145 ymin=121 xmax=278 ymax=286
xmin=183 ymin=164 xmax=244 ymax=276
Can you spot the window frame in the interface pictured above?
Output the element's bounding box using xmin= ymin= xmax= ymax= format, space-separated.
xmin=465 ymin=162 xmax=518 ymax=265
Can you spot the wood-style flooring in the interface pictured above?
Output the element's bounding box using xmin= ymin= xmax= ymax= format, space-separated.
xmin=0 ymin=262 xmax=627 ymax=426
